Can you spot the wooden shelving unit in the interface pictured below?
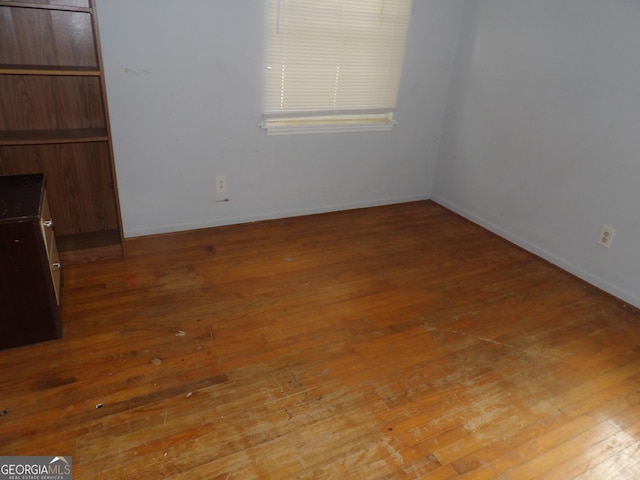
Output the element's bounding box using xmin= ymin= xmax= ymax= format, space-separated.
xmin=0 ymin=0 xmax=124 ymax=263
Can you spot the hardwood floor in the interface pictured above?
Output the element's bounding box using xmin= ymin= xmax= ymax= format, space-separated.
xmin=1 ymin=200 xmax=639 ymax=479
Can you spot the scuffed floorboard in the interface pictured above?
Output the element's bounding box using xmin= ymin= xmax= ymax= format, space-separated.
xmin=1 ymin=201 xmax=639 ymax=479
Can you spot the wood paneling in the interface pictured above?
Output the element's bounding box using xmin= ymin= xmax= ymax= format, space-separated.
xmin=0 ymin=201 xmax=638 ymax=479
xmin=0 ymin=76 xmax=105 ymax=131
xmin=0 ymin=142 xmax=118 ymax=235
xmin=0 ymin=5 xmax=95 ymax=67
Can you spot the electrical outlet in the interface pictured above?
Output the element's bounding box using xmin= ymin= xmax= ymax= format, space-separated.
xmin=597 ymin=225 xmax=615 ymax=248
xmin=216 ymin=175 xmax=227 ymax=193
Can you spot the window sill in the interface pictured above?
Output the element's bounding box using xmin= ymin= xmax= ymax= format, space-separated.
xmin=261 ymin=113 xmax=397 ymax=136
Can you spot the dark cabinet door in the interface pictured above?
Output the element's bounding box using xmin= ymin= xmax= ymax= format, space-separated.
xmin=0 ymin=174 xmax=62 ymax=350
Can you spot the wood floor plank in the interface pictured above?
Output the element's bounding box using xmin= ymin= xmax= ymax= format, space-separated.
xmin=1 ymin=201 xmax=639 ymax=478
xmin=542 ymin=428 xmax=640 ymax=480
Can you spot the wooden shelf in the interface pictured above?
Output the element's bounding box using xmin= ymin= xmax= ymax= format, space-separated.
xmin=0 ymin=65 xmax=100 ymax=76
xmin=0 ymin=128 xmax=108 ymax=146
xmin=0 ymin=2 xmax=91 ymax=13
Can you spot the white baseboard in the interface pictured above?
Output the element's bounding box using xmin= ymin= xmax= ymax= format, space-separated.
xmin=124 ymin=194 xmax=430 ymax=239
xmin=431 ymin=194 xmax=640 ymax=310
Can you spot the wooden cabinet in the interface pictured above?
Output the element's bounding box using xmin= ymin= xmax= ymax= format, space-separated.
xmin=0 ymin=0 xmax=124 ymax=263
xmin=0 ymin=173 xmax=62 ymax=350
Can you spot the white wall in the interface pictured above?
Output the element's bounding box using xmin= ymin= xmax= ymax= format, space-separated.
xmin=433 ymin=0 xmax=640 ymax=308
xmin=95 ymin=0 xmax=464 ymax=237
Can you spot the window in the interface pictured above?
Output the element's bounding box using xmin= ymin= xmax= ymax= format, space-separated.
xmin=262 ymin=0 xmax=413 ymax=135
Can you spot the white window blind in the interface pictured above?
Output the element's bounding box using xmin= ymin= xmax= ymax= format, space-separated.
xmin=263 ymin=0 xmax=413 ymax=135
